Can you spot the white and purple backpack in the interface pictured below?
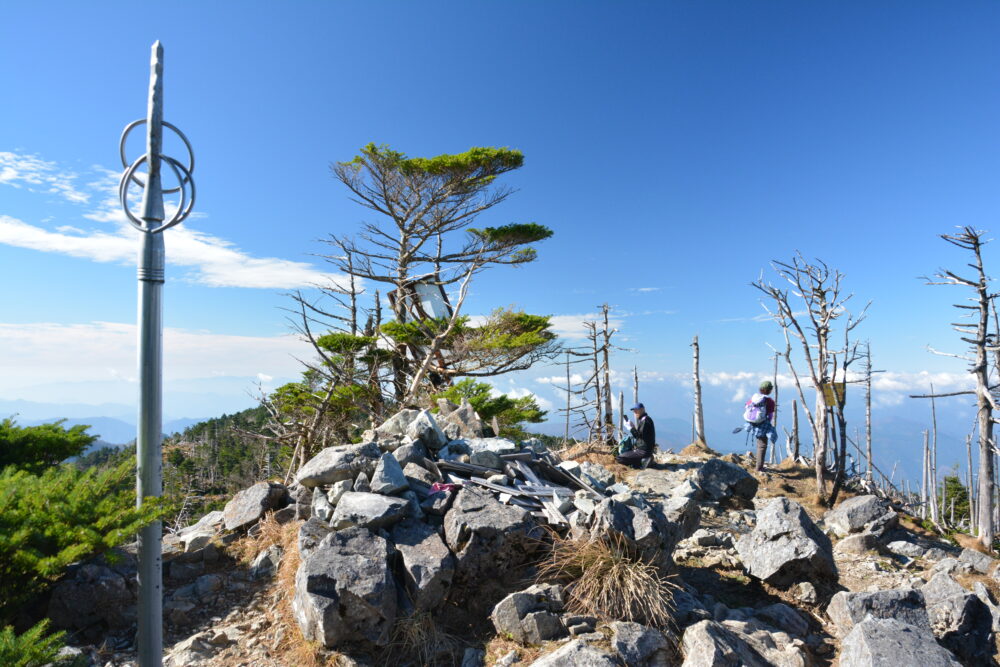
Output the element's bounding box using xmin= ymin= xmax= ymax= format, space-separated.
xmin=743 ymin=394 xmax=770 ymax=425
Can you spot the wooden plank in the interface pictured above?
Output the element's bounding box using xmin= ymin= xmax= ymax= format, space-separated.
xmin=438 ymin=460 xmax=499 ymax=476
xmin=537 ymin=460 xmax=602 ymax=497
xmin=500 ymin=452 xmax=535 ymax=462
xmin=514 ymin=460 xmax=544 ymax=485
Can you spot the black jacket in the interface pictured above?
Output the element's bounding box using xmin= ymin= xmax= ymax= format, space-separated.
xmin=631 ymin=414 xmax=655 ymax=453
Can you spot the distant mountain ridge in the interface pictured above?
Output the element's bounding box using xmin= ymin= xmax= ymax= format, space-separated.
xmin=18 ymin=416 xmax=205 ymax=445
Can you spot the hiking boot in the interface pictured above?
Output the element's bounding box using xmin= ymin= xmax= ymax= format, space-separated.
xmin=640 ymin=456 xmax=652 ymax=470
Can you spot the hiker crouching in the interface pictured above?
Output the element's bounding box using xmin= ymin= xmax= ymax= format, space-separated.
xmin=745 ymin=381 xmax=777 ymax=472
xmin=617 ymin=402 xmax=655 ymax=469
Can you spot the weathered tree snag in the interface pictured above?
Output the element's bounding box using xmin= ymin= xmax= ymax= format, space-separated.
xmin=692 ymin=335 xmax=706 ymax=446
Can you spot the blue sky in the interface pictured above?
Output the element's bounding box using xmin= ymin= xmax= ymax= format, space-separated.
xmin=2 ymin=2 xmax=999 ymax=473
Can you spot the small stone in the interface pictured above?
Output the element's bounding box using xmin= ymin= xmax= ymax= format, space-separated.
xmin=353 ymin=471 xmax=371 ymax=493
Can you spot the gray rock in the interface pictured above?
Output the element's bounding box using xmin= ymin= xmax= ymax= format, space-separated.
xmin=326 ymin=479 xmax=353 ymax=506
xmin=580 ymin=462 xmax=615 ymax=490
xmin=673 ymin=589 xmax=713 ymax=626
xmin=48 ymin=563 xmax=136 ymax=631
xmin=406 ymin=409 xmax=448 ymax=450
xmin=295 ymin=442 xmax=381 ymax=488
xmin=311 ymin=487 xmax=334 ymax=522
xmin=680 ymin=620 xmax=771 ymax=667
xmin=958 ymin=547 xmax=995 ymax=574
xmin=250 ymin=545 xmax=282 ymax=579
xmin=557 ymin=460 xmax=582 ymax=476
xmin=375 ymin=408 xmax=421 ymax=440
xmin=438 ymin=440 xmax=472 ymax=461
xmin=177 ymin=510 xmax=224 ymax=539
xmin=223 ymin=481 xmax=288 ymax=531
xmin=461 ymin=647 xmax=486 ymax=667
xmin=403 ymin=462 xmax=437 ymax=489
xmin=330 ymin=491 xmax=408 ymax=530
xmin=824 ymin=495 xmax=896 ymax=537
xmin=734 ymin=497 xmax=836 ymax=588
xmin=391 ymin=519 xmax=455 ymax=611
xmin=754 ymin=603 xmax=810 ymax=638
xmin=393 ymin=441 xmax=429 ymax=468
xmin=437 ymin=399 xmax=485 ymax=440
xmin=973 ymin=581 xmax=1000 ymax=632
xmin=794 ymin=582 xmax=817 ymax=605
xmin=487 ymin=473 xmax=509 ymax=486
xmin=661 ymin=493 xmax=701 ymax=541
xmin=470 ymin=449 xmax=504 ymax=470
xmin=421 ymin=489 xmax=456 ymax=516
xmin=528 ymin=639 xmax=618 ymax=666
xmin=465 ymin=437 xmax=520 ymax=457
xmin=839 ymin=617 xmax=961 ymax=667
xmin=886 ymin=540 xmax=926 ymax=559
xmin=401 ymin=489 xmax=425 ymax=519
xmin=834 ymin=532 xmax=879 ymax=555
xmin=921 ymin=571 xmax=993 ymax=663
xmin=696 ymin=458 xmax=759 ymax=506
xmin=444 ymin=487 xmax=542 ymax=586
xmin=717 ymin=618 xmax=810 ymax=667
xmin=524 ymin=437 xmax=548 ymax=454
xmin=370 ymin=452 xmax=409 ymax=495
xmin=491 ymin=583 xmax=565 ymax=644
xmin=292 ymin=526 xmax=397 ymax=648
xmin=588 ymin=497 xmax=680 ymax=569
xmin=826 ymin=589 xmax=931 ymax=638
xmin=353 ymin=471 xmax=371 ymax=493
xmin=298 ymin=516 xmax=333 ymax=560
xmin=194 ymin=573 xmax=223 ymax=598
xmin=610 ymin=621 xmax=676 ymax=666
xmin=168 ymin=560 xmax=204 ymax=582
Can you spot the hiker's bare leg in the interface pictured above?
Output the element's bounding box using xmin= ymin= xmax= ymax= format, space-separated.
xmin=756 ymin=437 xmax=767 ymax=472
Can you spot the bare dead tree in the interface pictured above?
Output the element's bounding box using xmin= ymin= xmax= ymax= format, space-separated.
xmin=600 ymin=304 xmax=615 ymax=443
xmin=913 ymin=227 xmax=996 ymax=549
xmin=753 ymin=254 xmax=869 ymax=503
xmin=692 ymin=335 xmax=706 ymax=446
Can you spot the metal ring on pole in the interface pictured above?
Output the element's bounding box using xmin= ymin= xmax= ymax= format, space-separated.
xmin=118 ymin=119 xmax=195 ymax=194
xmin=119 ymin=154 xmax=195 ymax=234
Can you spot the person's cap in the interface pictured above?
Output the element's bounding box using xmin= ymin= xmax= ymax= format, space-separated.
xmin=630 ymin=403 xmax=644 ymax=411
xmin=759 ymin=380 xmax=773 ymax=393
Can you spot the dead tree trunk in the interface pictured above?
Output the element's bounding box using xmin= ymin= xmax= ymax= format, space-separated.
xmin=916 ymin=228 xmax=995 ymax=549
xmin=791 ymin=399 xmax=800 ymax=460
xmin=968 ymin=433 xmax=976 ymax=534
xmin=921 ymin=430 xmax=929 ymax=520
xmin=692 ymin=335 xmax=706 ymax=446
xmin=865 ymin=343 xmax=873 ymax=480
xmin=633 ymin=367 xmax=639 ymax=406
xmin=600 ymin=304 xmax=614 ymax=443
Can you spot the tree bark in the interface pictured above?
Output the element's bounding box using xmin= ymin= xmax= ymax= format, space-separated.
xmin=692 ymin=335 xmax=706 ymax=445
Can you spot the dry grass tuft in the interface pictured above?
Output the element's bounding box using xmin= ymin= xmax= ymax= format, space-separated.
xmin=537 ymin=531 xmax=678 ymax=627
xmin=679 ymin=440 xmax=718 ymax=457
xmin=229 ymin=511 xmax=290 ymax=565
xmin=382 ymin=610 xmax=461 ymax=666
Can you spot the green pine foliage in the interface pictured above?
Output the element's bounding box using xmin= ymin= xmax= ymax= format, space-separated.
xmin=0 ymin=457 xmax=165 ymax=622
xmin=0 ymin=619 xmax=65 ymax=667
xmin=0 ymin=418 xmax=96 ymax=474
xmin=433 ymin=378 xmax=546 ymax=440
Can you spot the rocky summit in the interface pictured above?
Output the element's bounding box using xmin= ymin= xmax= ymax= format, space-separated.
xmin=46 ymin=405 xmax=1000 ymax=666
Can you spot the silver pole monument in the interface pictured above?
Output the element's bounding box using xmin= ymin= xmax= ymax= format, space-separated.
xmin=118 ymin=41 xmax=195 ymax=667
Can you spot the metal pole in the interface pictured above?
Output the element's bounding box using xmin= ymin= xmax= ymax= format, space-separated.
xmin=118 ymin=41 xmax=195 ymax=667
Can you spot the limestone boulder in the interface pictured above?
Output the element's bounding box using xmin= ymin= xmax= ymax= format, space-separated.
xmin=223 ymin=481 xmax=289 ymax=531
xmin=406 ymin=409 xmax=448 ymax=450
xmin=329 ymin=492 xmax=408 ymax=530
xmin=826 ymin=589 xmax=931 ymax=638
xmin=295 ymin=442 xmax=380 ymax=488
xmin=734 ymin=497 xmax=836 ymax=588
xmin=839 ymin=617 xmax=961 ymax=667
xmin=680 ymin=620 xmax=771 ymax=667
xmin=824 ymin=495 xmax=896 ymax=537
xmin=391 ymin=519 xmax=455 ymax=611
xmin=491 ymin=583 xmax=565 ymax=645
xmin=696 ymin=458 xmax=758 ymax=507
xmin=610 ymin=621 xmax=677 ymax=666
xmin=437 ymin=398 xmax=485 ymax=440
xmin=370 ymin=451 xmax=409 ymax=495
xmin=444 ymin=487 xmax=542 ymax=586
xmin=588 ymin=497 xmax=682 ymax=569
xmin=292 ymin=526 xmax=397 ymax=649
xmin=48 ymin=562 xmax=137 ymax=633
xmin=527 ymin=639 xmax=617 ymax=666
xmin=921 ymin=571 xmax=994 ymax=663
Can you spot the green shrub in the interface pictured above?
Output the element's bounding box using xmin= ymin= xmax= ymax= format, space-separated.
xmin=0 ymin=457 xmax=165 ymax=622
xmin=0 ymin=419 xmax=95 ymax=474
xmin=0 ymin=619 xmax=65 ymax=667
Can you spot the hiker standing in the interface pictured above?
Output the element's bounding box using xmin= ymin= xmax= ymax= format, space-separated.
xmin=745 ymin=381 xmax=777 ymax=472
xmin=617 ymin=402 xmax=656 ymax=468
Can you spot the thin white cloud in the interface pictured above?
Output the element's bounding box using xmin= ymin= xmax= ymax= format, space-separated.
xmin=0 ymin=151 xmax=346 ymax=289
xmin=0 ymin=321 xmax=307 ymax=390
xmin=629 ymin=287 xmax=661 ymax=293
xmin=0 ymin=151 xmax=90 ymax=204
xmin=548 ymin=313 xmax=625 ymax=340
